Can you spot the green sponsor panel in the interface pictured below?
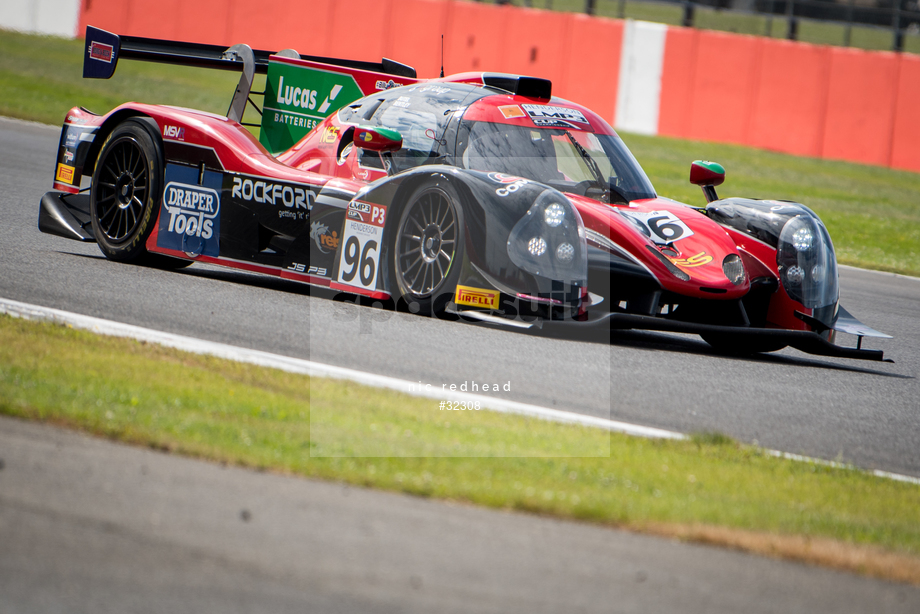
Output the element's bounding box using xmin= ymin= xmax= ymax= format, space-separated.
xmin=260 ymin=60 xmax=365 ymax=154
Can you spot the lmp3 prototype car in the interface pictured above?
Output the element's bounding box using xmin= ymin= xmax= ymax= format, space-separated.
xmin=39 ymin=27 xmax=891 ymax=361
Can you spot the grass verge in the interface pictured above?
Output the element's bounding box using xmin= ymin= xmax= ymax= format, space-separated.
xmin=2 ymin=313 xmax=920 ymax=584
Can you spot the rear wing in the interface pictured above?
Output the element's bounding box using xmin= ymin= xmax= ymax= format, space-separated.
xmin=82 ymin=25 xmax=417 ymax=138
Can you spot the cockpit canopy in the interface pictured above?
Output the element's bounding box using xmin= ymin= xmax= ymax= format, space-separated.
xmin=337 ymin=81 xmax=657 ymax=203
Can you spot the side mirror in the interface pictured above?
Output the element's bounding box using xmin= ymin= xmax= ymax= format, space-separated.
xmin=354 ymin=126 xmax=402 ymax=153
xmin=689 ymin=160 xmax=725 ymax=203
xmin=354 ymin=126 xmax=402 ymax=176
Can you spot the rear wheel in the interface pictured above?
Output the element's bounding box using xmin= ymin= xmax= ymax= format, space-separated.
xmin=90 ymin=119 xmax=163 ymax=262
xmin=701 ymin=333 xmax=787 ymax=355
xmin=391 ymin=182 xmax=464 ymax=316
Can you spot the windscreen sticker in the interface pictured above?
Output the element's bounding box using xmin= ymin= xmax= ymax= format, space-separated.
xmin=619 ymin=209 xmax=695 ymax=245
xmin=157 ymin=164 xmax=222 ymax=257
xmin=521 ymin=104 xmax=589 ymax=128
xmin=498 ymin=105 xmax=526 ymax=119
xmin=337 ymin=202 xmax=387 ymax=291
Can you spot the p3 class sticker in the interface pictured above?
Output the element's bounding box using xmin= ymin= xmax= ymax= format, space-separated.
xmin=337 ymin=201 xmax=387 ymax=291
xmin=619 ymin=210 xmax=694 ymax=244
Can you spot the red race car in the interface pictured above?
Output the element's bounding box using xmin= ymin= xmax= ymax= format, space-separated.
xmin=39 ymin=27 xmax=891 ymax=361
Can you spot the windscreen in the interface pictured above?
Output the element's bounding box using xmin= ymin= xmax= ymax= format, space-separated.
xmin=456 ymin=120 xmax=657 ymax=204
xmin=347 ymin=83 xmax=487 ymax=173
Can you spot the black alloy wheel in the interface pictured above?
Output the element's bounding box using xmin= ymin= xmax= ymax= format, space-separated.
xmin=393 ymin=183 xmax=464 ymax=315
xmin=90 ymin=119 xmax=164 ymax=262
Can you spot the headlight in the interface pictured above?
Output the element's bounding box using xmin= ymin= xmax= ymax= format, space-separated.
xmin=777 ymin=214 xmax=838 ymax=308
xmin=556 ymin=242 xmax=575 ymax=263
xmin=811 ymin=264 xmax=824 ymax=283
xmin=792 ymin=227 xmax=814 ymax=252
xmin=507 ymin=189 xmax=587 ymax=283
xmin=528 ymin=237 xmax=547 ymax=256
xmin=722 ymin=254 xmax=746 ymax=286
xmin=544 ymin=203 xmax=565 ymax=227
xmin=786 ymin=265 xmax=804 ymax=285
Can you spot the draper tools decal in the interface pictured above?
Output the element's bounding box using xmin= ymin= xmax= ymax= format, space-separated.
xmin=157 ymin=164 xmax=222 ymax=257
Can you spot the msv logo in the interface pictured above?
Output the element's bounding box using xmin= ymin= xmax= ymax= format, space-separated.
xmin=163 ymin=125 xmax=185 ymax=140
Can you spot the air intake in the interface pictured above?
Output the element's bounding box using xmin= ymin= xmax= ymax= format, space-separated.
xmin=481 ymin=73 xmax=552 ymax=99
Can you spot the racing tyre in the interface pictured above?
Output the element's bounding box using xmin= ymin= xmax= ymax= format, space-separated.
xmin=701 ymin=333 xmax=787 ymax=355
xmin=391 ymin=182 xmax=465 ymax=316
xmin=90 ymin=119 xmax=163 ymax=262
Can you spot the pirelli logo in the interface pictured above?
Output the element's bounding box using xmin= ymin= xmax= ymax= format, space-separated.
xmin=55 ymin=163 xmax=75 ymax=184
xmin=455 ymin=285 xmax=499 ymax=310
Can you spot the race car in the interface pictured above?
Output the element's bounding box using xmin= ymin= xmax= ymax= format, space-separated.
xmin=39 ymin=26 xmax=891 ymax=361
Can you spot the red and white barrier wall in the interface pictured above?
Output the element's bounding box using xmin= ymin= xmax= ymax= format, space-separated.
xmin=2 ymin=0 xmax=81 ymax=37
xmin=7 ymin=0 xmax=919 ymax=173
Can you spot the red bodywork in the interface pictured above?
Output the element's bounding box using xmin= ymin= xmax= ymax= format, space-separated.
xmin=54 ymin=70 xmax=813 ymax=330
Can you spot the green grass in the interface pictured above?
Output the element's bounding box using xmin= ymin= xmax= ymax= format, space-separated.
xmin=1 ymin=28 xmax=917 ymax=276
xmin=623 ymin=133 xmax=920 ymax=276
xmin=0 ymin=29 xmax=256 ymax=126
xmin=2 ymin=313 xmax=920 ymax=582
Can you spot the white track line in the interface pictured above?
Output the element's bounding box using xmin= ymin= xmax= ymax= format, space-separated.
xmin=2 ymin=297 xmax=918 ymax=485
xmin=0 ymin=298 xmax=680 ymax=439
xmin=838 ymin=264 xmax=920 ymax=283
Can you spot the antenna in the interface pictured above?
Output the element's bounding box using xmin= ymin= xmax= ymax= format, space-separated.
xmin=440 ymin=34 xmax=444 ymax=78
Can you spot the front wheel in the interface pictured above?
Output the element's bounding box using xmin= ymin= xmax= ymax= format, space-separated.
xmin=390 ymin=182 xmax=465 ymax=316
xmin=90 ymin=119 xmax=163 ymax=262
xmin=701 ymin=332 xmax=787 ymax=355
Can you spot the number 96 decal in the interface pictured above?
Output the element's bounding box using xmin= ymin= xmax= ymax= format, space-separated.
xmin=619 ymin=209 xmax=694 ymax=244
xmin=337 ymin=202 xmax=387 ymax=290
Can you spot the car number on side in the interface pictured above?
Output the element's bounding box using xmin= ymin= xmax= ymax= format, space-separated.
xmin=337 ymin=201 xmax=387 ymax=291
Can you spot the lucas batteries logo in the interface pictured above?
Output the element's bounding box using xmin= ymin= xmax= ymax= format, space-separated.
xmin=159 ymin=182 xmax=220 ymax=256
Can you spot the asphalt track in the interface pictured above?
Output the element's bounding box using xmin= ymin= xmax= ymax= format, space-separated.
xmin=4 ymin=415 xmax=920 ymax=614
xmin=2 ymin=117 xmax=918 ymax=475
xmin=2 ymin=117 xmax=920 ymax=612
